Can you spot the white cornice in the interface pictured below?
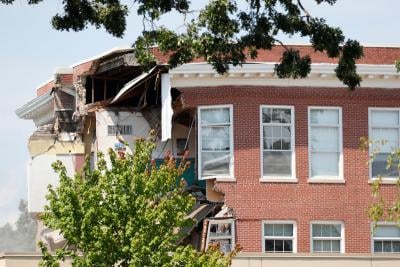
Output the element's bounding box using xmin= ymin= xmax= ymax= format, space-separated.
xmin=169 ymin=63 xmax=400 ymax=89
xmin=15 ymin=91 xmax=54 ymax=120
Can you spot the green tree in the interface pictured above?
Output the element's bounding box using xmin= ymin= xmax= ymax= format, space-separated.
xmin=0 ymin=200 xmax=37 ymax=252
xmin=39 ymin=136 xmax=236 ymax=266
xmin=1 ymin=0 xmax=363 ymax=88
xmin=361 ymin=138 xmax=400 ymax=225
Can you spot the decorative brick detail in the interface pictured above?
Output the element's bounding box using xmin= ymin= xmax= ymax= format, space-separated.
xmin=181 ymin=86 xmax=400 ymax=253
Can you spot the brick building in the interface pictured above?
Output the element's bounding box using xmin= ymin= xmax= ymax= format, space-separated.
xmin=16 ymin=45 xmax=400 ymax=265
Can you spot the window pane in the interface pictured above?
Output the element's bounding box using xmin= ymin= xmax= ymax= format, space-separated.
xmin=371 ymin=153 xmax=399 ymax=178
xmin=284 ymin=240 xmax=293 ymax=252
xmin=310 ymin=127 xmax=339 ymax=152
xmin=371 ymin=128 xmax=398 ymax=153
xmin=263 ymin=151 xmax=291 ymax=176
xmin=374 ymin=241 xmax=383 ymax=253
xmin=284 ymin=224 xmax=294 ymax=236
xmin=274 ymin=224 xmax=284 ymax=236
xmin=265 ymin=240 xmax=274 ymax=252
xmin=313 ymin=240 xmax=323 ymax=252
xmin=331 ymin=224 xmax=341 ymax=237
xmin=331 ymin=240 xmax=341 ymax=252
xmin=263 ymin=108 xmax=291 ymax=123
xmin=375 ymin=225 xmax=400 ymax=238
xmin=263 ymin=137 xmax=291 ymax=150
xmin=393 ymin=241 xmax=400 ymax=252
xmin=201 ymin=108 xmax=230 ymax=124
xmin=311 ymin=152 xmax=339 ymax=176
xmin=322 ymin=224 xmax=332 ymax=237
xmin=311 ymin=109 xmax=339 ymax=125
xmin=383 ymin=241 xmax=392 ymax=252
xmin=202 ymin=152 xmax=230 ymax=176
xmin=322 ymin=240 xmax=332 ymax=252
xmin=262 ymin=108 xmax=272 ymax=123
xmin=312 ymin=224 xmax=322 ymax=237
xmin=209 ymin=223 xmax=232 ymax=237
xmin=201 ymin=126 xmax=230 ymax=151
xmin=371 ymin=110 xmax=399 ymax=126
xmin=275 ymin=240 xmax=284 ymax=252
xmin=265 ymin=224 xmax=273 ymax=236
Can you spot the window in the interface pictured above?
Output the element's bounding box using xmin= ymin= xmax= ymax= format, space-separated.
xmin=263 ymin=221 xmax=297 ymax=253
xmin=308 ymin=107 xmax=343 ymax=181
xmin=260 ymin=106 xmax=295 ymax=181
xmin=311 ymin=222 xmax=344 ymax=253
xmin=369 ymin=108 xmax=400 ymax=180
xmin=107 ymin=125 xmax=132 ymax=136
xmin=198 ymin=105 xmax=233 ymax=180
xmin=206 ymin=219 xmax=235 ymax=253
xmin=373 ymin=223 xmax=400 ymax=253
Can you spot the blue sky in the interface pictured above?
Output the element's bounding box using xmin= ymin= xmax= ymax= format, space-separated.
xmin=0 ymin=0 xmax=399 ymax=228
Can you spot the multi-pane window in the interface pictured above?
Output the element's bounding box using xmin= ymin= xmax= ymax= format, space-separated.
xmin=198 ymin=106 xmax=233 ymax=179
xmin=373 ymin=224 xmax=400 ymax=253
xmin=206 ymin=219 xmax=235 ymax=253
xmin=107 ymin=125 xmax=132 ymax=136
xmin=261 ymin=106 xmax=295 ymax=179
xmin=263 ymin=222 xmax=296 ymax=253
xmin=308 ymin=107 xmax=343 ymax=180
xmin=369 ymin=108 xmax=400 ymax=179
xmin=311 ymin=222 xmax=344 ymax=253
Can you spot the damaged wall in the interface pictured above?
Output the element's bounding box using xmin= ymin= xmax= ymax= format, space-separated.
xmin=28 ymin=137 xmax=84 ymax=213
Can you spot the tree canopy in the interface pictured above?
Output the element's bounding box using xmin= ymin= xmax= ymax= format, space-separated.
xmin=2 ymin=0 xmax=363 ymax=89
xmin=39 ymin=136 xmax=236 ymax=267
xmin=0 ymin=200 xmax=37 ymax=252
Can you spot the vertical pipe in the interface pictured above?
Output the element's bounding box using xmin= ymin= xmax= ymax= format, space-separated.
xmin=91 ymin=77 xmax=94 ymax=103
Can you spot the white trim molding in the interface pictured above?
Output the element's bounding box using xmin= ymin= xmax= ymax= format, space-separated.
xmin=262 ymin=220 xmax=298 ymax=253
xmin=371 ymin=221 xmax=400 ymax=254
xmin=198 ymin=105 xmax=235 ymax=181
xmin=308 ymin=106 xmax=344 ymax=183
xmin=368 ymin=107 xmax=400 ymax=183
xmin=310 ymin=221 xmax=345 ymax=254
xmin=170 ymin=63 xmax=400 ymax=89
xmin=260 ymin=105 xmax=296 ymax=182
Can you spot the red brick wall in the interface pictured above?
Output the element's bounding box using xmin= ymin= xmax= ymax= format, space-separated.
xmin=59 ymin=74 xmax=73 ymax=84
xmin=181 ymin=86 xmax=400 ymax=253
xmin=154 ymin=46 xmax=400 ymax=65
xmin=73 ymin=61 xmax=94 ymax=83
xmin=36 ymin=81 xmax=54 ymax=96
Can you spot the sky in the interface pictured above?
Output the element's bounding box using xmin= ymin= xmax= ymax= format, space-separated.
xmin=0 ymin=0 xmax=399 ymax=229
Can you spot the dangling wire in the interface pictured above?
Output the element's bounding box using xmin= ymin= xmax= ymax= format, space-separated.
xmin=184 ymin=114 xmax=195 ymax=151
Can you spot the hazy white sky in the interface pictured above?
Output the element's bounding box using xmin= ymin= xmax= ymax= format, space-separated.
xmin=0 ymin=0 xmax=399 ymax=227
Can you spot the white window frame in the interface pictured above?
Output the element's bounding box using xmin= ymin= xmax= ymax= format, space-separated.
xmin=206 ymin=219 xmax=235 ymax=253
xmin=262 ymin=220 xmax=297 ymax=253
xmin=198 ymin=105 xmax=234 ymax=181
xmin=308 ymin=106 xmax=344 ymax=183
xmin=310 ymin=221 xmax=345 ymax=253
xmin=368 ymin=107 xmax=400 ymax=183
xmin=371 ymin=221 xmax=400 ymax=253
xmin=260 ymin=105 xmax=296 ymax=182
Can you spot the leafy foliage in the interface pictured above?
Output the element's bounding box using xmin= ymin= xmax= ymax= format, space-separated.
xmin=0 ymin=200 xmax=37 ymax=252
xmin=3 ymin=0 xmax=363 ymax=88
xmin=360 ymin=137 xmax=400 ymax=225
xmin=39 ymin=136 xmax=235 ymax=266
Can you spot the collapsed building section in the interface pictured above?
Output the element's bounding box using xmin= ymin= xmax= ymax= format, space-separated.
xmin=16 ymin=47 xmax=225 ymax=252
